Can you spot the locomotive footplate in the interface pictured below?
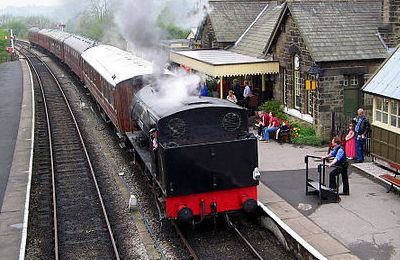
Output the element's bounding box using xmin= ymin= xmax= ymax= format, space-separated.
xmin=126 ymin=131 xmax=154 ymax=175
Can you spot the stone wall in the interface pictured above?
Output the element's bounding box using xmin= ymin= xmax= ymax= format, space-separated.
xmin=272 ymin=15 xmax=314 ymax=112
xmin=316 ymin=61 xmax=382 ymax=137
xmin=380 ymin=0 xmax=400 ymax=48
xmin=199 ymin=17 xmax=215 ymax=49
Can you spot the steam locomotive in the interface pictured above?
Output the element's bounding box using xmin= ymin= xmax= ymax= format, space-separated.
xmin=28 ymin=28 xmax=259 ymax=222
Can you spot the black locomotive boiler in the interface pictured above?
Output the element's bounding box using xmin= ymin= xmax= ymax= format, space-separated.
xmin=129 ymin=84 xmax=259 ymax=222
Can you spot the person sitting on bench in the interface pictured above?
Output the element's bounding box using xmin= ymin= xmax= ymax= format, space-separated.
xmin=322 ymin=136 xmax=349 ymax=195
xmin=276 ymin=121 xmax=290 ymax=143
xmin=262 ymin=112 xmax=279 ymax=142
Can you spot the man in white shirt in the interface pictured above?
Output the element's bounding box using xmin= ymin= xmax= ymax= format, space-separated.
xmin=243 ymin=80 xmax=252 ymax=108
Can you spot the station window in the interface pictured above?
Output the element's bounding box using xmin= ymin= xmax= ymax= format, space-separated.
xmin=390 ymin=100 xmax=399 ymax=128
xmin=375 ymin=97 xmax=399 ymax=129
xmin=375 ymin=97 xmax=382 ymax=122
xmin=293 ymin=54 xmax=301 ymax=110
xmin=350 ymin=75 xmax=358 ymax=86
xmin=294 ymin=70 xmax=301 ymax=109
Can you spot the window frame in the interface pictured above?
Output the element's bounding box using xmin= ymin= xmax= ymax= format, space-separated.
xmin=374 ymin=96 xmax=400 ymax=133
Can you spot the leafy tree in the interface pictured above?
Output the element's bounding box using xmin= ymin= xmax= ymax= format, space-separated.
xmin=2 ymin=20 xmax=27 ymax=39
xmin=0 ymin=28 xmax=11 ymax=63
xmin=156 ymin=6 xmax=190 ymax=40
xmin=75 ymin=10 xmax=114 ymax=40
xmin=73 ymin=0 xmax=114 ymax=41
xmin=25 ymin=16 xmax=53 ymax=29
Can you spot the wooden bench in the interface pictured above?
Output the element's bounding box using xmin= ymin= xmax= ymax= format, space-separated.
xmin=380 ymin=161 xmax=400 ymax=193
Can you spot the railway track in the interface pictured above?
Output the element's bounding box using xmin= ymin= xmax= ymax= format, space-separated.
xmin=173 ymin=213 xmax=267 ymax=260
xmin=18 ymin=44 xmax=120 ymax=260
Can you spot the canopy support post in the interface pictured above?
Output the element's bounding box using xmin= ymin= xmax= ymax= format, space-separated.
xmin=220 ymin=76 xmax=224 ymax=99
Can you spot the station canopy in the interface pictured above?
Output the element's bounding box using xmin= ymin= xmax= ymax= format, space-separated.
xmin=170 ymin=49 xmax=279 ymax=78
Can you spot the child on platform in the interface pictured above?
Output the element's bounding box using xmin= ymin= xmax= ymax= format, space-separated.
xmin=345 ymin=123 xmax=356 ymax=160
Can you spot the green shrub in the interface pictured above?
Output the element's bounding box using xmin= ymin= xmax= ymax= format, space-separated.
xmin=292 ymin=135 xmax=323 ymax=146
xmin=301 ymin=126 xmax=316 ymax=136
xmin=259 ymin=100 xmax=288 ymax=121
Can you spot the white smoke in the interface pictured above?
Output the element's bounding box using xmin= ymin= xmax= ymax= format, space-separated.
xmin=156 ymin=68 xmax=201 ymax=106
xmin=112 ymin=0 xmax=210 ymax=101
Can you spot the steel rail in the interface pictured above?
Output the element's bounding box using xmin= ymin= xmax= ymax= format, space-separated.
xmin=225 ymin=214 xmax=264 ymax=260
xmin=17 ymin=44 xmax=120 ymax=260
xmin=18 ymin=46 xmax=60 ymax=260
xmin=171 ymin=221 xmax=199 ymax=260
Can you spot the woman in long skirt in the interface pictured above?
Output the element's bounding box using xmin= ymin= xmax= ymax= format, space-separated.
xmin=345 ymin=123 xmax=356 ymax=160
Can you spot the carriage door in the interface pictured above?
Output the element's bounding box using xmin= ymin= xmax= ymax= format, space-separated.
xmin=343 ymin=74 xmax=363 ymax=118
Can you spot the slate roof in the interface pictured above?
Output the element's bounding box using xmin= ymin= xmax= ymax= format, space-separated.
xmin=208 ymin=0 xmax=269 ymax=42
xmin=230 ymin=2 xmax=286 ymax=58
xmin=362 ymin=45 xmax=400 ymax=100
xmin=289 ymin=1 xmax=388 ymax=62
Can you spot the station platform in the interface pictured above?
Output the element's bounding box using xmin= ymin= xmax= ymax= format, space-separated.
xmin=256 ymin=139 xmax=400 ymax=260
xmin=0 ymin=60 xmax=34 ymax=260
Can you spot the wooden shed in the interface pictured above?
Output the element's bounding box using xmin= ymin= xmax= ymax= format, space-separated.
xmin=362 ymin=45 xmax=400 ymax=164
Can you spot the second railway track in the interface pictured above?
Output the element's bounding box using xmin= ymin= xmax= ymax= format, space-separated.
xmin=19 ymin=45 xmax=120 ymax=260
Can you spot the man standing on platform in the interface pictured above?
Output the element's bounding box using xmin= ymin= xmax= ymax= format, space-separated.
xmin=243 ymin=80 xmax=252 ymax=108
xmin=354 ymin=108 xmax=370 ymax=163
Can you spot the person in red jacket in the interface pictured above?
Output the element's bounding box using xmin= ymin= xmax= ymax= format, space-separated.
xmin=262 ymin=112 xmax=279 ymax=142
xmin=255 ymin=111 xmax=269 ymax=140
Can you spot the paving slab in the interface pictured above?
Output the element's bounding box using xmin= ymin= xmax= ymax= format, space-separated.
xmin=0 ymin=60 xmax=34 ymax=260
xmin=0 ymin=61 xmax=23 ymax=209
xmin=256 ymin=140 xmax=400 ymax=259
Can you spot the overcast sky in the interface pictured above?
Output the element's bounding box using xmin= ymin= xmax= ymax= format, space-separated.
xmin=2 ymin=0 xmax=63 ymax=8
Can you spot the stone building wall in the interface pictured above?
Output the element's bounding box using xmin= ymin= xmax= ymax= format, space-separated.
xmin=199 ymin=17 xmax=215 ymax=49
xmin=380 ymin=0 xmax=400 ymax=48
xmin=272 ymin=15 xmax=314 ymax=113
xmin=315 ymin=61 xmax=383 ymax=137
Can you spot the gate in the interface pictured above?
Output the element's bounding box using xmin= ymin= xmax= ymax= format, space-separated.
xmin=331 ymin=112 xmax=371 ymax=156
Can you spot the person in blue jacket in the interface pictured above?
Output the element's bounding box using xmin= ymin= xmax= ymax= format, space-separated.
xmin=322 ymin=136 xmax=349 ymax=195
xmin=199 ymin=82 xmax=208 ymax=97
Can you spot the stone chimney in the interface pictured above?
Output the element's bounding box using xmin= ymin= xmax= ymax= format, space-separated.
xmin=380 ymin=0 xmax=400 ymax=48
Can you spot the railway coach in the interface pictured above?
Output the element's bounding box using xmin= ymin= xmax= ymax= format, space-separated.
xmin=28 ymin=27 xmax=41 ymax=47
xmin=81 ymin=44 xmax=172 ymax=133
xmin=63 ymin=34 xmax=96 ymax=81
xmin=39 ymin=29 xmax=71 ymax=62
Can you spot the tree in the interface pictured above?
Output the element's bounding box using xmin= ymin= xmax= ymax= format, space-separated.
xmin=156 ymin=6 xmax=190 ymax=40
xmin=25 ymin=16 xmax=53 ymax=29
xmin=2 ymin=20 xmax=28 ymax=39
xmin=88 ymin=0 xmax=110 ymax=21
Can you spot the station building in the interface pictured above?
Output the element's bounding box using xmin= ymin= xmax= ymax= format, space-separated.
xmin=171 ymin=0 xmax=400 ymax=138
